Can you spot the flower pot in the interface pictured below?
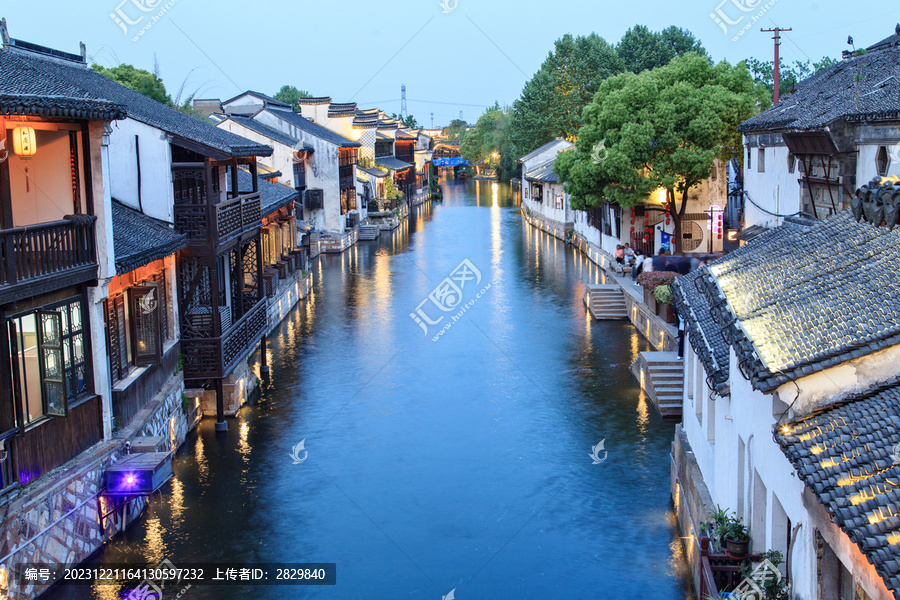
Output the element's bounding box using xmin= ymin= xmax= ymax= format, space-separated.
xmin=725 ymin=536 xmax=750 ymax=559
xmin=658 ymin=303 xmax=675 ymax=323
xmin=643 ymin=288 xmax=657 ymax=313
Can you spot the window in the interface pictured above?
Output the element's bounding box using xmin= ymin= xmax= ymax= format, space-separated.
xmin=8 ymin=297 xmax=89 ymax=422
xmin=747 ymin=146 xmax=752 ymax=169
xmin=876 ymin=145 xmax=890 ymax=176
xmin=757 ymin=148 xmax=765 ymax=173
xmin=787 ymin=153 xmax=796 ymax=173
xmin=105 ymin=276 xmax=168 ymax=384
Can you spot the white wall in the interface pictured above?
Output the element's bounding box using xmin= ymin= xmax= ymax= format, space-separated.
xmin=216 ymin=119 xmax=297 ymax=188
xmin=858 ymin=143 xmax=900 ymax=183
xmin=7 ymin=128 xmax=82 ymax=226
xmin=106 ymin=118 xmax=174 ymax=224
xmin=255 ymin=111 xmax=343 ymax=232
xmin=742 ymin=137 xmax=802 ymax=229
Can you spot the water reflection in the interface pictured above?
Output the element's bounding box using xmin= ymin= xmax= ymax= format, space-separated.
xmin=47 ymin=179 xmax=688 ymax=600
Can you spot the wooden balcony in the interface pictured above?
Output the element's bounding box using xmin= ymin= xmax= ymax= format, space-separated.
xmin=174 ymin=192 xmax=261 ymax=250
xmin=697 ymin=537 xmax=752 ymax=600
xmin=181 ymin=297 xmax=267 ymax=379
xmin=0 ymin=217 xmax=98 ymax=305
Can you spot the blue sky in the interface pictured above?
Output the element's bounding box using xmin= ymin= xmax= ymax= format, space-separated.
xmin=3 ymin=0 xmax=899 ymax=126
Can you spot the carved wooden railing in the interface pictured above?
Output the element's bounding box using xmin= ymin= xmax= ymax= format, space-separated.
xmin=699 ymin=537 xmax=721 ymax=600
xmin=175 ymin=192 xmax=261 ymax=248
xmin=181 ymin=298 xmax=267 ymax=379
xmin=216 ymin=192 xmax=261 ymax=244
xmin=0 ymin=217 xmax=96 ymax=287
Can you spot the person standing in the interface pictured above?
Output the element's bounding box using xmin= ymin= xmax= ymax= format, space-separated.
xmin=652 ymin=249 xmax=668 ymax=272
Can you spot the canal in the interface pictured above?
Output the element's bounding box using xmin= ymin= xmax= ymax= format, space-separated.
xmin=48 ymin=178 xmax=690 ymax=599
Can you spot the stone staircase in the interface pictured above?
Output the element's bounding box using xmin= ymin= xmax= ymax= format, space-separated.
xmin=583 ymin=284 xmax=628 ymax=320
xmin=630 ymin=351 xmax=684 ymax=418
xmin=358 ymin=225 xmax=380 ymax=240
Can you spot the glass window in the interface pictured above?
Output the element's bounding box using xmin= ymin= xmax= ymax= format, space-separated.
xmin=106 ymin=276 xmax=168 ymax=384
xmin=876 ymin=146 xmax=890 ymax=177
xmin=757 ymin=148 xmax=766 ymax=173
xmin=8 ymin=297 xmax=89 ymax=423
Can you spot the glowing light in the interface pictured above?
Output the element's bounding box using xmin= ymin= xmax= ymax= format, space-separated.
xmin=820 ymin=458 xmax=839 ymax=468
xmin=12 ymin=126 xmax=37 ymax=157
xmin=810 ymin=445 xmax=823 ymax=455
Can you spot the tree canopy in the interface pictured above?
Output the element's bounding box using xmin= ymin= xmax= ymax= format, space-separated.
xmin=460 ymin=103 xmax=518 ymax=180
xmin=554 ymin=53 xmax=756 ymax=252
xmin=274 ymin=85 xmax=312 ymax=112
xmin=391 ymin=113 xmax=419 ymax=128
xmin=743 ymin=56 xmax=838 ymax=98
xmin=507 ymin=26 xmax=706 ymax=162
xmin=92 ymin=63 xmax=171 ymax=105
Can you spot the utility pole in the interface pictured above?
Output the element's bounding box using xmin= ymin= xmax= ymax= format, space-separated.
xmin=401 ymin=84 xmax=407 ymax=120
xmin=761 ymin=27 xmax=792 ymax=104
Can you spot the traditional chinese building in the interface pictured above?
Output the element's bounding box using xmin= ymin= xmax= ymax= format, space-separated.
xmin=672 ymin=212 xmax=900 ymax=599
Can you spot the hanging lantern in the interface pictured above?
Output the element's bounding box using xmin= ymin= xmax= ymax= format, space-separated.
xmin=12 ymin=126 xmax=37 ymax=158
xmin=665 ymin=219 xmax=671 ymax=225
xmin=665 ymin=211 xmax=670 ymax=218
xmin=643 ymin=234 xmax=649 ymax=242
xmin=630 ymin=219 xmax=635 ymax=225
xmin=630 ymin=226 xmax=635 ymax=232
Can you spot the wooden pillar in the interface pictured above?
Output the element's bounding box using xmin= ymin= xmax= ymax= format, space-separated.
xmin=249 ymin=160 xmax=258 ymax=193
xmin=230 ymin=159 xmax=239 ymax=199
xmin=260 ymin=334 xmax=269 ymax=375
xmin=0 ymin=117 xmax=12 ymax=230
xmin=214 ymin=378 xmax=226 ymax=431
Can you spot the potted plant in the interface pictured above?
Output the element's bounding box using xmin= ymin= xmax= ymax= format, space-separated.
xmin=636 ymin=271 xmax=679 ymax=313
xmin=724 ymin=517 xmax=751 ymax=559
xmin=708 ymin=505 xmax=732 ymax=551
xmin=740 ymin=550 xmax=790 ymax=599
xmin=654 ymin=284 xmax=676 ymax=323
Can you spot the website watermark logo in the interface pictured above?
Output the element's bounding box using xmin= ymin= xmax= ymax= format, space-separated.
xmin=889 ymin=144 xmax=900 ymax=167
xmin=709 ymin=0 xmax=779 ymax=42
xmin=109 ymin=0 xmax=181 ymax=42
xmin=589 ymin=439 xmax=608 ymax=464
xmin=731 ymin=559 xmax=783 ymax=600
xmin=409 ymin=259 xmax=491 ymax=341
xmin=438 ymin=0 xmax=458 ymax=13
xmin=590 ymin=138 xmax=609 ymax=166
xmin=289 ymin=440 xmax=308 ymax=464
xmin=442 ymin=588 xmax=456 ymax=600
xmin=123 ymin=558 xmax=192 ymax=600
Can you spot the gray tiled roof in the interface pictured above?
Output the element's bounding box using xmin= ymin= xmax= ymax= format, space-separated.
xmin=672 ymin=269 xmax=730 ymax=387
xmin=261 ymin=107 xmax=360 ymax=148
xmin=225 ymin=115 xmax=313 ymax=151
xmin=777 ymin=379 xmax=900 ymax=597
xmin=375 ymin=157 xmax=413 ymax=171
xmin=0 ymin=47 xmax=271 ymax=158
xmin=223 ymin=90 xmax=291 ymax=110
xmin=524 ymin=161 xmax=560 ymax=183
xmin=111 ymin=201 xmax=187 ymax=275
xmin=698 ymin=211 xmax=900 ymax=392
xmin=0 ymin=93 xmax=126 ymax=121
xmin=739 ymin=31 xmax=900 ymax=132
xmin=227 ymin=169 xmax=299 ymax=217
xmin=359 ymin=166 xmax=388 ymax=178
xmin=518 ymin=138 xmax=574 ymax=164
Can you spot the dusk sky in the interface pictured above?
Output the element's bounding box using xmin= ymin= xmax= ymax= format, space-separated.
xmin=4 ymin=0 xmax=900 ymax=126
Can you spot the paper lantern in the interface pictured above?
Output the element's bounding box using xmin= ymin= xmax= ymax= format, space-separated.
xmin=630 ymin=219 xmax=635 ymax=225
xmin=630 ymin=226 xmax=635 ymax=232
xmin=665 ymin=219 xmax=670 ymax=225
xmin=12 ymin=126 xmax=37 ymax=157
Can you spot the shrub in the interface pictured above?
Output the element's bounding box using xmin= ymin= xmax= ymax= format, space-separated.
xmin=636 ymin=270 xmax=678 ymax=292
xmin=654 ymin=284 xmax=674 ymax=305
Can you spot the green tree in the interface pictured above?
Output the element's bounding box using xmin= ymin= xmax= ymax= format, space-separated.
xmin=616 ymin=25 xmax=705 ymax=74
xmin=508 ymin=33 xmax=623 ymax=156
xmin=391 ymin=113 xmax=419 ymax=128
xmin=92 ymin=63 xmax=172 ymax=105
xmin=443 ymin=119 xmax=468 ymax=146
xmin=743 ymin=56 xmax=838 ymax=99
xmin=274 ymin=85 xmax=312 ymax=112
xmin=460 ymin=103 xmax=518 ymax=181
xmin=555 ymin=53 xmax=756 ymax=253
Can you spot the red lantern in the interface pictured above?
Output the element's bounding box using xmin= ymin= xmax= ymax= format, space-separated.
xmin=665 ymin=219 xmax=671 ymax=225
xmin=630 ymin=226 xmax=635 ymax=232
xmin=643 ymin=234 xmax=649 ymax=242
xmin=665 ymin=211 xmax=670 ymax=218
xmin=644 ymin=226 xmax=651 ymax=233
xmin=717 ymin=234 xmax=722 ymax=239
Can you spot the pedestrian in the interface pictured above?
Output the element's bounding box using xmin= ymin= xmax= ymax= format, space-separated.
xmin=623 ymin=243 xmax=636 ymax=266
xmin=632 ymin=249 xmax=646 ymax=280
xmin=614 ymin=244 xmax=624 ymax=265
xmin=676 ymin=307 xmax=686 ymax=358
xmin=652 ymin=249 xmax=668 ymax=272
xmin=675 ymin=254 xmax=691 ymax=275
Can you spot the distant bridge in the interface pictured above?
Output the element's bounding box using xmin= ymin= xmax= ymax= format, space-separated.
xmin=433 ymin=157 xmax=468 ymax=167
